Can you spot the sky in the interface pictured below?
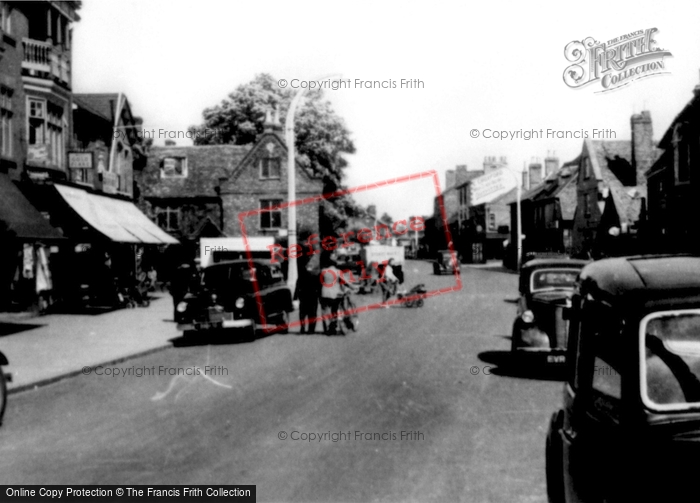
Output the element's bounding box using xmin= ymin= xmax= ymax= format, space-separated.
xmin=72 ymin=0 xmax=700 ymax=221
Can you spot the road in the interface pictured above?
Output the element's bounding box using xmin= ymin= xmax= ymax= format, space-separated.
xmin=0 ymin=260 xmax=564 ymax=503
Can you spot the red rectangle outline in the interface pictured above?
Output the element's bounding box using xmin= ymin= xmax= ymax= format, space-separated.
xmin=238 ymin=169 xmax=461 ymax=333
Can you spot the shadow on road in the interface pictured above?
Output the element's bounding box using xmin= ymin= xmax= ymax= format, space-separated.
xmin=169 ymin=333 xmax=254 ymax=348
xmin=478 ymin=349 xmax=567 ymax=382
xmin=0 ymin=322 xmax=45 ymax=337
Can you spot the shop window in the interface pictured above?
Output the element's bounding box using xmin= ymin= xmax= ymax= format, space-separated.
xmin=260 ymin=199 xmax=282 ymax=229
xmin=0 ymin=86 xmax=13 ymax=158
xmin=260 ymin=157 xmax=281 ymax=179
xmin=156 ymin=207 xmax=180 ymax=232
xmin=161 ymin=157 xmax=187 ymax=178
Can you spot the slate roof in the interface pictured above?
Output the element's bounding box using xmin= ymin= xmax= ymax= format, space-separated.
xmin=141 ymin=145 xmax=252 ymax=198
xmin=73 ymin=94 xmax=123 ymax=122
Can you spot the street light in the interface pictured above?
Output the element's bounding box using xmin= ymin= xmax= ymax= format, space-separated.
xmin=285 ymin=74 xmax=342 ymax=290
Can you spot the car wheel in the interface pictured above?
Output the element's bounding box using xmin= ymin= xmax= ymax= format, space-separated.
xmin=0 ymin=370 xmax=6 ymax=427
xmin=277 ymin=311 xmax=289 ymax=334
xmin=546 ymin=413 xmax=565 ymax=503
xmin=416 ymin=299 xmax=424 ymax=308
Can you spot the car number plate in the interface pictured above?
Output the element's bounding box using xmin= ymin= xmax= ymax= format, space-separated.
xmin=547 ymin=354 xmax=566 ymax=364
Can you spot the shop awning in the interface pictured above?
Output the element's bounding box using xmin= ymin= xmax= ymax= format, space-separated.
xmin=0 ymin=174 xmax=63 ymax=240
xmin=54 ymin=184 xmax=179 ymax=245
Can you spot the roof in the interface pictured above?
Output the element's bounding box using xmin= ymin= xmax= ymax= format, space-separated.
xmin=504 ymin=159 xmax=579 ymax=218
xmin=0 ymin=175 xmax=63 ymax=241
xmin=580 ymin=255 xmax=700 ymax=300
xmin=142 ymin=145 xmax=252 ymax=198
xmin=73 ymin=94 xmax=123 ymax=123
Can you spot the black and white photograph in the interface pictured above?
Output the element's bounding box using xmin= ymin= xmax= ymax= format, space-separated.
xmin=1 ymin=1 xmax=700 ymax=501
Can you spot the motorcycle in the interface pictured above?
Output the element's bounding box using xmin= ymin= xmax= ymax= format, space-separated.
xmin=0 ymin=350 xmax=9 ymax=427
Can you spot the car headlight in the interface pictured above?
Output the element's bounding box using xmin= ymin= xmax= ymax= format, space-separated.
xmin=176 ymin=301 xmax=188 ymax=313
xmin=521 ymin=310 xmax=535 ymax=323
xmin=235 ymin=297 xmax=245 ymax=309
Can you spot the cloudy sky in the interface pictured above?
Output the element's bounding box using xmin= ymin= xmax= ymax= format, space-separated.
xmin=73 ymin=0 xmax=700 ymax=220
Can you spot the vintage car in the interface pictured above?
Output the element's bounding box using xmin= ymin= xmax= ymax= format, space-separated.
xmin=175 ymin=260 xmax=293 ymax=339
xmin=511 ymin=258 xmax=588 ymax=363
xmin=433 ymin=249 xmax=461 ymax=275
xmin=546 ymin=255 xmax=700 ymax=502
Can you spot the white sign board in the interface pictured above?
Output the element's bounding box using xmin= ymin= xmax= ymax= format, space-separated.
xmin=470 ymin=168 xmax=516 ymax=206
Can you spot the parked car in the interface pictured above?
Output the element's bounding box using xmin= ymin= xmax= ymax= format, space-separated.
xmin=175 ymin=260 xmax=293 ymax=339
xmin=433 ymin=250 xmax=461 ymax=275
xmin=546 ymin=255 xmax=700 ymax=502
xmin=511 ymin=258 xmax=588 ymax=363
xmin=0 ymin=350 xmax=8 ymax=427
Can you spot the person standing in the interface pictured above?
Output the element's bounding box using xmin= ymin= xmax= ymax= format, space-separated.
xmin=295 ymin=264 xmax=320 ymax=334
xmin=170 ymin=262 xmax=194 ymax=320
xmin=320 ymin=257 xmax=344 ymax=335
xmin=380 ymin=258 xmax=399 ymax=306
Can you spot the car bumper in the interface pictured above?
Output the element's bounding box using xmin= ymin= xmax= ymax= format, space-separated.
xmin=177 ymin=318 xmax=254 ymax=331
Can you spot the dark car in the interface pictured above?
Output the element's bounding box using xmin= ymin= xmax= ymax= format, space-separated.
xmin=511 ymin=258 xmax=588 ymax=363
xmin=433 ymin=250 xmax=461 ymax=275
xmin=546 ymin=255 xmax=700 ymax=502
xmin=175 ymin=260 xmax=293 ymax=339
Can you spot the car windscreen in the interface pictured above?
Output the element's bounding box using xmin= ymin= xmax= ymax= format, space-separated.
xmin=641 ymin=309 xmax=700 ymax=411
xmin=530 ymin=268 xmax=579 ymax=292
xmin=201 ymin=264 xmax=255 ymax=290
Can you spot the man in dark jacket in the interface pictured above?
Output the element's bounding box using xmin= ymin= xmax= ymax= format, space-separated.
xmin=295 ymin=264 xmax=320 ymax=334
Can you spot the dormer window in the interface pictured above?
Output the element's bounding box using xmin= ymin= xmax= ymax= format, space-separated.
xmin=260 ymin=157 xmax=281 ymax=179
xmin=161 ymin=156 xmax=187 ymax=178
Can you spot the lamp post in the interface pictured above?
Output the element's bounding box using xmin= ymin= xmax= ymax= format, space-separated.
xmin=285 ymin=74 xmax=341 ymax=290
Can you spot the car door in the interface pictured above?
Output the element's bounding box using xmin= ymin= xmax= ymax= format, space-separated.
xmin=561 ymin=296 xmax=623 ymax=502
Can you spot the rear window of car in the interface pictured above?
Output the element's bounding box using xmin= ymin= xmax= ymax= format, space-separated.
xmin=530 ymin=268 xmax=580 ymax=292
xmin=640 ymin=309 xmax=700 ymax=411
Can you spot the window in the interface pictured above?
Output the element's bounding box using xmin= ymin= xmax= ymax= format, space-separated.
xmin=260 ymin=199 xmax=282 ymax=229
xmin=582 ymin=157 xmax=591 ymax=179
xmin=156 ymin=207 xmax=180 ymax=232
xmin=583 ymin=193 xmax=591 ymax=218
xmin=0 ymin=86 xmax=13 ymax=158
xmin=673 ymin=124 xmax=691 ymax=184
xmin=260 ymin=157 xmax=281 ymax=179
xmin=27 ymin=98 xmax=64 ymax=168
xmin=1 ymin=3 xmax=11 ymax=35
xmin=160 ymin=157 xmax=187 ymax=178
xmin=488 ymin=212 xmax=496 ymax=231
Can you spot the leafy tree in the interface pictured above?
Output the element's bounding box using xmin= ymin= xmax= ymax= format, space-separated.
xmin=189 ymin=73 xmax=355 ymax=188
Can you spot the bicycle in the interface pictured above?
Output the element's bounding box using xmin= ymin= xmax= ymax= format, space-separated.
xmin=338 ymin=286 xmax=360 ymax=335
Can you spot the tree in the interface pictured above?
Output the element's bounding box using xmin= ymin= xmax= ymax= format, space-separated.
xmin=189 ymin=73 xmax=355 ymax=188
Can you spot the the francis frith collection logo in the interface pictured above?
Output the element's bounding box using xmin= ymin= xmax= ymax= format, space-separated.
xmin=563 ymin=28 xmax=672 ymax=92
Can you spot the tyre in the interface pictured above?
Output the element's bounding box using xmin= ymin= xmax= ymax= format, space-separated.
xmin=276 ymin=311 xmax=289 ymax=334
xmin=0 ymin=371 xmax=7 ymax=427
xmin=416 ymin=299 xmax=424 ymax=308
xmin=545 ymin=414 xmax=565 ymax=503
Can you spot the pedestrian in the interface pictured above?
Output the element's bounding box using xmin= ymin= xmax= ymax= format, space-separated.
xmin=380 ymin=258 xmax=400 ymax=306
xmin=295 ymin=264 xmax=320 ymax=334
xmin=170 ymin=262 xmax=194 ymax=320
xmin=319 ymin=256 xmax=344 ymax=335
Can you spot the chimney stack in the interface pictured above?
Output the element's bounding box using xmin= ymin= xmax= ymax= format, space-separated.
xmin=529 ymin=161 xmax=543 ymax=187
xmin=455 ymin=165 xmax=468 ymax=186
xmin=445 ymin=169 xmax=456 ymax=188
xmin=544 ymin=152 xmax=559 ymax=177
xmin=630 ymin=111 xmax=654 ymax=184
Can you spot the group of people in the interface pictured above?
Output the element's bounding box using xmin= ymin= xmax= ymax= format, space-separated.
xmin=295 ymin=257 xmax=401 ymax=335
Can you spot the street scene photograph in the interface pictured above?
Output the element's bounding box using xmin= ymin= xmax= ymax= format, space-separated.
xmin=2 ymin=0 xmax=700 ymax=502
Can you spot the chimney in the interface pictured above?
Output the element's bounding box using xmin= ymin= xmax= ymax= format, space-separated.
xmin=529 ymin=162 xmax=543 ymax=187
xmin=455 ymin=165 xmax=468 ymax=185
xmin=631 ymin=111 xmax=654 ymax=184
xmin=544 ymin=154 xmax=559 ymax=177
xmin=445 ymin=169 xmax=456 ymax=188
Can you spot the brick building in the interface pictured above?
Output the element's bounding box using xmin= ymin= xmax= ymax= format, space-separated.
xmin=646 ymin=83 xmax=700 ymax=253
xmin=571 ymin=112 xmax=658 ymax=258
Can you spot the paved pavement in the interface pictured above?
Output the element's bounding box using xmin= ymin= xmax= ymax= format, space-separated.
xmin=0 ymin=293 xmax=179 ymax=393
